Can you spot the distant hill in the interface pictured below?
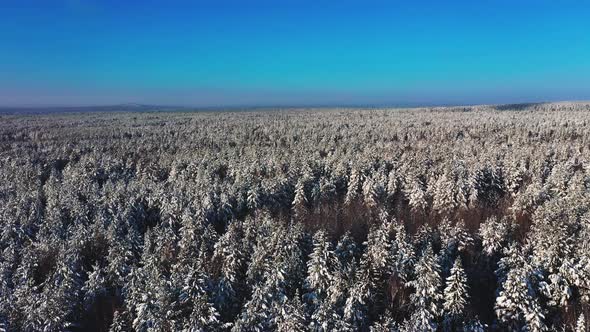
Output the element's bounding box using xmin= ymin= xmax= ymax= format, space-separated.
xmin=407 ymin=101 xmax=590 ymax=113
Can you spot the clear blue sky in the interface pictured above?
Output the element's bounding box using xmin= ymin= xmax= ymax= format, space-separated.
xmin=1 ymin=0 xmax=589 ymax=107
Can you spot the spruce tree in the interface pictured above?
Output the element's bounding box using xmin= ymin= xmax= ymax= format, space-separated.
xmin=576 ymin=313 xmax=586 ymax=332
xmin=443 ymin=257 xmax=469 ymax=331
xmin=407 ymin=245 xmax=442 ymax=331
xmin=304 ymin=230 xmax=334 ymax=304
xmin=276 ymin=292 xmax=307 ymax=332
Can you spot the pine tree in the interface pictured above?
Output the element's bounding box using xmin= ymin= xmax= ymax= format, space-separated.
xmin=109 ymin=310 xmax=130 ymax=332
xmin=362 ymin=176 xmax=385 ymax=209
xmin=245 ymin=215 xmax=276 ymax=288
xmin=345 ymin=168 xmax=363 ymax=205
xmin=386 ymin=169 xmax=400 ymax=201
xmin=438 ymin=219 xmax=473 ymax=276
xmin=311 ymin=299 xmax=342 ymax=332
xmin=479 ymin=216 xmax=510 ymax=256
xmin=185 ymin=294 xmax=221 ymax=331
xmin=407 ymin=245 xmax=442 ymax=331
xmin=304 ymin=230 xmax=334 ymax=305
xmin=343 ymin=266 xmax=371 ymax=330
xmin=276 ymin=291 xmax=307 ymax=332
xmin=432 ymin=171 xmax=457 ymax=214
xmin=365 ymin=215 xmax=393 ymax=279
xmin=359 ymin=215 xmax=393 ymax=313
xmin=107 ymin=239 xmax=135 ymax=290
xmin=234 ymin=221 xmax=300 ymax=332
xmin=127 ymin=232 xmax=170 ymax=332
xmin=462 ymin=318 xmax=487 ymax=332
xmin=247 ymin=184 xmax=262 ymax=211
xmin=212 ymin=221 xmax=245 ymax=319
xmin=495 ymin=261 xmax=547 ymax=331
xmin=44 ymin=249 xmax=85 ymax=331
xmin=506 ymin=158 xmax=527 ymax=197
xmin=576 ymin=313 xmax=586 ymax=332
xmin=439 ymin=219 xmax=473 ymax=256
xmin=405 ymin=177 xmax=428 ymax=213
xmin=293 ymin=178 xmax=308 ymax=220
xmin=405 ymin=307 xmax=437 ymax=332
xmin=443 ymin=257 xmax=469 ymax=331
xmin=232 ymin=277 xmax=285 ymax=332
xmin=177 ymin=266 xmax=220 ymax=331
xmin=390 ymin=223 xmax=415 ymax=283
xmin=319 ymin=176 xmax=337 ymax=211
xmin=304 ymin=230 xmax=338 ymax=331
xmin=454 ymin=163 xmax=471 ymax=211
xmin=335 ymin=232 xmax=358 ymax=270
xmin=370 ymin=311 xmax=399 ymax=332
xmin=82 ymin=263 xmax=108 ymax=312
xmin=0 ymin=316 xmax=7 ymax=332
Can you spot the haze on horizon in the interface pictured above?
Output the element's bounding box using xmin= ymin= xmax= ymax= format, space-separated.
xmin=1 ymin=0 xmax=590 ymax=108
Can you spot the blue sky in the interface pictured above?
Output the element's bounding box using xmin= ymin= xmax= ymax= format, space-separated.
xmin=1 ymin=0 xmax=589 ymax=107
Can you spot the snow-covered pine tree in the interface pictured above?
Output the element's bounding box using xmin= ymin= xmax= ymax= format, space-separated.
xmin=234 ymin=220 xmax=302 ymax=332
xmin=126 ymin=230 xmax=171 ymax=332
xmin=274 ymin=221 xmax=306 ymax=297
xmin=106 ymin=239 xmax=135 ymax=291
xmin=453 ymin=162 xmax=471 ymax=212
xmin=343 ymin=265 xmax=371 ymax=331
xmin=386 ymin=169 xmax=400 ymax=202
xmin=46 ymin=249 xmax=85 ymax=331
xmin=0 ymin=316 xmax=7 ymax=332
xmin=305 ymin=230 xmax=338 ymax=331
xmin=359 ymin=213 xmax=393 ymax=313
xmin=362 ymin=175 xmax=385 ymax=209
xmin=479 ymin=216 xmax=511 ymax=257
xmin=345 ymin=168 xmax=363 ymax=206
xmin=511 ymin=177 xmax=548 ymax=217
xmin=82 ymin=263 xmax=108 ymax=313
xmin=276 ymin=291 xmax=307 ymax=332
xmin=369 ymin=311 xmax=399 ymax=332
xmin=405 ymin=177 xmax=428 ymax=213
xmin=0 ymin=242 xmax=16 ymax=329
xmin=245 ymin=214 xmax=277 ymax=289
xmin=311 ymin=298 xmax=344 ymax=332
xmin=176 ymin=265 xmax=220 ymax=331
xmin=406 ymin=245 xmax=442 ymax=332
xmin=323 ymin=233 xmax=358 ymax=316
xmin=440 ymin=219 xmax=473 ymax=255
xmin=390 ymin=222 xmax=416 ymax=283
xmin=443 ymin=257 xmax=469 ymax=316
xmin=495 ymin=259 xmax=547 ymax=331
xmin=309 ymin=178 xmax=322 ymax=211
xmin=505 ymin=157 xmax=528 ymax=197
xmin=304 ymin=230 xmax=335 ymax=305
xmin=232 ymin=271 xmax=286 ymax=332
xmin=335 ymin=231 xmax=358 ymax=270
xmin=293 ymin=177 xmax=308 ymax=220
xmin=431 ymin=171 xmax=457 ymax=215
xmin=109 ymin=310 xmax=130 ymax=332
xmin=319 ymin=176 xmax=337 ymax=212
xmin=443 ymin=257 xmax=469 ymax=331
xmin=212 ymin=221 xmax=245 ymax=319
xmin=246 ymin=184 xmax=262 ymax=211
xmin=438 ymin=219 xmax=473 ymax=275
xmin=576 ymin=313 xmax=586 ymax=332
xmin=364 ymin=215 xmax=393 ymax=285
xmin=462 ymin=318 xmax=487 ymax=332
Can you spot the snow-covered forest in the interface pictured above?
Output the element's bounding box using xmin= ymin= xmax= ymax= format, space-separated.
xmin=2 ymin=103 xmax=590 ymax=331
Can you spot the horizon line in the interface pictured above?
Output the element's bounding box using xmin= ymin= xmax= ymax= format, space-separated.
xmin=2 ymin=99 xmax=590 ymax=111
